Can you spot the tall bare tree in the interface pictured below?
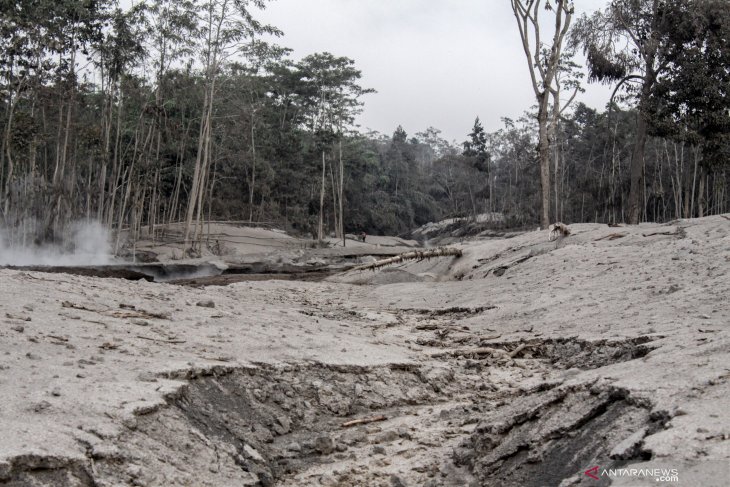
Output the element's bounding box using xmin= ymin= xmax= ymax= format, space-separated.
xmin=183 ymin=0 xmax=279 ymax=251
xmin=510 ymin=0 xmax=574 ymax=228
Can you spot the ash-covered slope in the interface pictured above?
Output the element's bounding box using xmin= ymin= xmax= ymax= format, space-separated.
xmin=0 ymin=216 xmax=728 ymax=486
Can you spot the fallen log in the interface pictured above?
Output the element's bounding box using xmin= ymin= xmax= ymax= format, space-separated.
xmin=110 ymin=309 xmax=171 ymax=320
xmin=641 ymin=230 xmax=677 ymax=237
xmin=353 ymin=247 xmax=462 ymax=272
xmin=341 ymin=415 xmax=388 ymax=428
xmin=595 ymin=233 xmax=627 ymax=241
xmin=136 ymin=335 xmax=186 ymax=344
xmin=509 ymin=343 xmax=530 ymax=358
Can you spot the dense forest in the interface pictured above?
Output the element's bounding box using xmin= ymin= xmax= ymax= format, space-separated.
xmin=0 ymin=0 xmax=728 ymax=253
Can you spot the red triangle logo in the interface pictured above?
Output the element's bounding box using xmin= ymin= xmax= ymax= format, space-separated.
xmin=584 ymin=466 xmax=600 ymax=480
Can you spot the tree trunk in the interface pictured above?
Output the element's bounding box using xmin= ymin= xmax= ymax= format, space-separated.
xmin=339 ymin=139 xmax=345 ymax=246
xmin=689 ymin=146 xmax=699 ymax=218
xmin=627 ymin=104 xmax=648 ymax=224
xmin=698 ymin=166 xmax=705 ymax=218
xmin=318 ymin=150 xmax=326 ymax=242
xmin=551 ymin=88 xmax=561 ymax=223
xmin=184 ymin=88 xmax=209 ymax=247
xmin=2 ymin=92 xmax=17 ymax=217
xmin=537 ymin=100 xmax=551 ymax=228
xmin=107 ymin=86 xmax=124 ymax=229
xmin=329 ymin=158 xmax=338 ymax=238
xmin=249 ymin=115 xmax=256 ymax=222
xmin=168 ymin=117 xmax=191 ymax=227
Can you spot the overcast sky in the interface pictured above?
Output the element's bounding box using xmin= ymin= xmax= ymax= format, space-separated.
xmin=256 ymin=0 xmax=614 ymax=143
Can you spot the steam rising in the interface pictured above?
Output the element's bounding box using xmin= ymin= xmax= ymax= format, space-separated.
xmin=0 ymin=220 xmax=113 ymax=266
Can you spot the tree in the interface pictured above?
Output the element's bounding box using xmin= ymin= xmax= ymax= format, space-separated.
xmin=463 ymin=117 xmax=491 ymax=213
xmin=183 ymin=0 xmax=280 ymax=251
xmin=648 ymin=0 xmax=730 ymax=217
xmin=296 ymin=53 xmax=372 ymax=242
xmin=510 ymin=0 xmax=574 ymax=228
xmin=572 ymin=0 xmax=671 ymax=224
xmin=0 ymin=0 xmax=109 ymax=238
xmin=649 ymin=0 xmax=730 ymax=163
xmin=463 ymin=117 xmax=489 ymax=171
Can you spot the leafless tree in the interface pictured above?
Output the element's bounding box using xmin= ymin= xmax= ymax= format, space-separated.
xmin=510 ymin=0 xmax=574 ymax=228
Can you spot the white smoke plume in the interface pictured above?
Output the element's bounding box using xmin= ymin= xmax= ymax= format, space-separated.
xmin=0 ymin=220 xmax=114 ymax=266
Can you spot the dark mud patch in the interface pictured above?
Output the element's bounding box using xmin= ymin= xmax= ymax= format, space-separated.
xmin=456 ymin=386 xmax=668 ymax=487
xmin=1 ymin=338 xmax=667 ymax=486
xmin=3 ymin=264 xmax=154 ymax=281
xmin=0 ymin=455 xmax=94 ymax=487
xmin=3 ymin=262 xmax=225 ymax=282
xmin=418 ymin=334 xmax=658 ymax=370
xmin=401 ymin=305 xmax=497 ymax=317
xmin=489 ymin=336 xmax=658 ymax=370
xmin=165 ymin=362 xmax=479 ymax=485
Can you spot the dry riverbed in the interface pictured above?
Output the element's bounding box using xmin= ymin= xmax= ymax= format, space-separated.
xmin=0 ymin=216 xmax=729 ymax=486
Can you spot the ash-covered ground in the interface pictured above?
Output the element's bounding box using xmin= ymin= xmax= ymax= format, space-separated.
xmin=0 ymin=216 xmax=729 ymax=486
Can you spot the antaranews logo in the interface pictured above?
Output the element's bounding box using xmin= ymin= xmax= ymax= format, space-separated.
xmin=583 ymin=465 xmax=680 ymax=483
xmin=584 ymin=466 xmax=600 ymax=480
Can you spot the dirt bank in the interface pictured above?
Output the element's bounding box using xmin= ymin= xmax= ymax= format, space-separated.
xmin=0 ymin=216 xmax=728 ymax=486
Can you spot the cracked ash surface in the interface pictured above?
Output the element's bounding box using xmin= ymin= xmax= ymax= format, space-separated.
xmin=1 ymin=216 xmax=729 ymax=486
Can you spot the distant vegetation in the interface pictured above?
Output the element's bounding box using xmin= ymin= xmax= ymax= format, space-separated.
xmin=0 ymin=0 xmax=728 ymax=253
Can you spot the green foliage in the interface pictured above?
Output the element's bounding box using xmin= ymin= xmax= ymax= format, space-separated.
xmin=647 ymin=0 xmax=730 ymax=168
xmin=463 ymin=117 xmax=490 ymax=173
xmin=1 ymin=0 xmax=728 ymax=244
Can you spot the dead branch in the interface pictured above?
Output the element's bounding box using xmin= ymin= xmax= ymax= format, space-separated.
xmin=641 ymin=230 xmax=677 ymax=237
xmin=136 ymin=335 xmax=186 ymax=344
xmin=414 ymin=323 xmax=439 ymax=331
xmin=353 ymin=247 xmax=462 ymax=271
xmin=509 ymin=343 xmax=532 ymax=358
xmin=61 ymin=301 xmax=94 ymax=311
xmin=46 ymin=335 xmax=68 ymax=342
xmin=111 ymin=310 xmax=170 ymax=320
xmin=341 ymin=415 xmax=387 ymax=428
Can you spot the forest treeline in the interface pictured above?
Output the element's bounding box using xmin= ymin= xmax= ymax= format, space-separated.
xmin=0 ymin=0 xmax=728 ymax=253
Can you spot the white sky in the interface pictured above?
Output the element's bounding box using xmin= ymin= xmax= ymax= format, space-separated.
xmin=257 ymin=0 xmax=614 ymax=142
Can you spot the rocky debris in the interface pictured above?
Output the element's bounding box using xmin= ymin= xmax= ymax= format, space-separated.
xmin=6 ymin=312 xmax=31 ymax=321
xmin=196 ymin=299 xmax=216 ymax=308
xmin=314 ymin=436 xmax=335 ymax=455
